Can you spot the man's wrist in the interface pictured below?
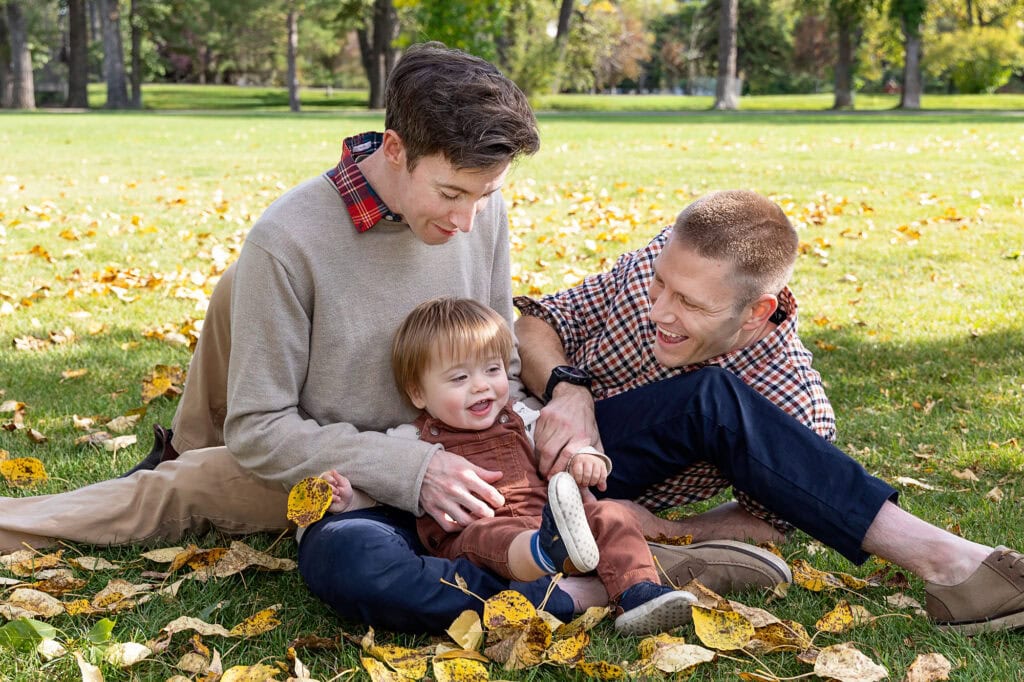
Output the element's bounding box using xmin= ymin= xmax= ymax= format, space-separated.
xmin=541 ymin=364 xmax=594 ymax=402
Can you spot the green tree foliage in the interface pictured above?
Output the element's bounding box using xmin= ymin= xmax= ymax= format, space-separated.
xmin=407 ymin=0 xmax=509 ymax=64
xmin=925 ymin=25 xmax=1024 ymax=92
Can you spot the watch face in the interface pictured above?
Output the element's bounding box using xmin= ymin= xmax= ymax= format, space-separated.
xmin=556 ymin=365 xmax=590 ymax=382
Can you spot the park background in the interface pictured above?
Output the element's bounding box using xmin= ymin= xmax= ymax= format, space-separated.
xmin=2 ymin=1 xmax=1024 ymax=681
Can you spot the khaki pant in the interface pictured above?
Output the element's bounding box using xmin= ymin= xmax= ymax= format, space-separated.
xmin=0 ymin=264 xmax=290 ymax=554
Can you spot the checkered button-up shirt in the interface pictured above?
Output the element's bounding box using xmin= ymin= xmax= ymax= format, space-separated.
xmin=514 ymin=226 xmax=835 ymax=526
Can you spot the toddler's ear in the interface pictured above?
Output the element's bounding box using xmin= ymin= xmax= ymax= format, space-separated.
xmin=408 ymin=384 xmax=427 ymax=410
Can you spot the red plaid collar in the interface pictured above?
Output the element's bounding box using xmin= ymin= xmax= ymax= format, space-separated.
xmin=325 ymin=132 xmax=404 ymax=232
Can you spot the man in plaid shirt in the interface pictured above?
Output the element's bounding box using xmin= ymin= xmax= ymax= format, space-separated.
xmin=515 ymin=189 xmax=1024 ymax=634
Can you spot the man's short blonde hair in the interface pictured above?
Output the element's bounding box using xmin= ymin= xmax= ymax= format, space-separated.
xmin=391 ymin=298 xmax=514 ymax=403
xmin=672 ymin=190 xmax=798 ymax=308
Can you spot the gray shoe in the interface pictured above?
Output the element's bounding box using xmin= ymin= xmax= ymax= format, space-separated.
xmin=540 ymin=472 xmax=599 ymax=574
xmin=648 ymin=540 xmax=791 ymax=594
xmin=614 ymin=589 xmax=697 ymax=636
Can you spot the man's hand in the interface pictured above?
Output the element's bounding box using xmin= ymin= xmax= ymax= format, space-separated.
xmin=533 ymin=383 xmax=603 ymax=477
xmin=420 ymin=449 xmax=505 ymax=532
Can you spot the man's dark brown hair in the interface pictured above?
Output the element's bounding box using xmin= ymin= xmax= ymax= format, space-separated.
xmin=672 ymin=190 xmax=799 ymax=308
xmin=384 ymin=41 xmax=540 ymax=171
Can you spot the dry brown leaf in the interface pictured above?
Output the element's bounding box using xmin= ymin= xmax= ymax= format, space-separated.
xmin=102 ymin=435 xmax=137 ymax=452
xmin=985 ymin=486 xmax=1004 ymax=502
xmin=69 ymin=556 xmax=120 ymax=571
xmin=951 ymin=468 xmax=979 ymax=482
xmin=221 ymin=664 xmax=282 ymax=681
xmin=286 ymin=477 xmax=333 ymax=527
xmin=26 ymin=428 xmax=48 ymax=444
xmin=885 ymin=593 xmax=926 ymax=615
xmin=74 ymin=651 xmax=105 ymax=682
xmin=728 ymin=600 xmax=781 ymax=628
xmin=482 ymin=589 xmax=535 ymax=633
xmin=692 ymin=604 xmax=754 ymax=650
xmin=553 ymin=605 xmax=611 ymax=638
xmin=72 ymin=415 xmax=96 ymax=430
xmin=637 ymin=632 xmax=688 ymax=659
xmin=814 ymin=642 xmax=888 ymax=682
xmin=747 ymin=619 xmax=812 ymax=654
xmin=361 ymin=656 xmax=407 ymax=681
xmin=505 ymin=615 xmax=550 ymax=670
xmin=903 ymin=652 xmax=952 ymax=682
xmin=0 ymin=456 xmax=48 ymax=486
xmin=75 ymin=431 xmax=111 ymax=446
xmin=91 ymin=578 xmax=153 ymax=612
xmin=141 ymin=546 xmax=186 ymax=563
xmin=815 ymin=600 xmax=873 ymax=634
xmin=211 ymin=540 xmax=297 ymax=578
xmin=229 ymin=604 xmax=282 ymax=637
xmin=104 ymin=642 xmax=153 ymax=668
xmin=36 ymin=637 xmax=68 ymax=661
xmin=649 ymin=642 xmax=716 ymax=673
xmin=141 ymin=364 xmax=185 ymax=403
xmin=149 ymin=615 xmax=233 ymax=652
xmin=1 ymin=587 xmax=65 ymax=618
xmin=61 ymin=368 xmax=88 ymax=380
xmin=447 ymin=609 xmax=485 ymax=651
xmin=895 ymin=476 xmax=939 ymax=491
xmin=545 ymin=630 xmax=588 ymax=665
xmin=432 ymin=656 xmax=490 ymax=682
xmin=574 ymin=660 xmax=626 ymax=679
xmin=790 ymin=559 xmax=845 ymax=592
xmin=105 ymin=414 xmax=141 ymax=433
xmin=30 ymin=574 xmax=87 ymax=596
xmin=2 ymin=549 xmax=63 ymax=576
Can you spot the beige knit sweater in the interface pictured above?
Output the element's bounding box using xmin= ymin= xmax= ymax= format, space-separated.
xmin=224 ymin=174 xmax=520 ymax=515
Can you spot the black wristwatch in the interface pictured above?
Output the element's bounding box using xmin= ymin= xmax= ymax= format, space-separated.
xmin=542 ymin=365 xmax=594 ymax=403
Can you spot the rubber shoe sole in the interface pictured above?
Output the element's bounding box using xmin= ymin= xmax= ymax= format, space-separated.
xmin=547 ymin=472 xmax=599 ymax=573
xmin=648 ymin=539 xmax=791 ymax=594
xmin=614 ymin=590 xmax=697 ymax=636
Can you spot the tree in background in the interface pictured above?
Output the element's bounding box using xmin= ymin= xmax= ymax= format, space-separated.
xmin=828 ymin=0 xmax=871 ymax=108
xmin=713 ymin=0 xmax=738 ymax=108
xmin=5 ymin=0 xmax=36 ymax=108
xmin=889 ymin=0 xmax=926 ymax=108
xmin=65 ymin=0 xmax=89 ymax=107
xmin=100 ymin=0 xmax=128 ymax=107
xmin=0 ymin=11 xmax=10 ymax=107
xmin=924 ymin=0 xmax=1024 ymax=93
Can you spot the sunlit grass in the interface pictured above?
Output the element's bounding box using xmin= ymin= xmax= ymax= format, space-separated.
xmin=1 ymin=109 xmax=1023 ymax=679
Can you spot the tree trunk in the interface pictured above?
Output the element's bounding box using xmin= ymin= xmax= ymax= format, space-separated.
xmin=0 ymin=11 xmax=12 ymax=108
xmin=549 ymin=0 xmax=574 ymax=93
xmin=287 ymin=3 xmax=300 ymax=112
xmin=357 ymin=0 xmax=398 ymax=110
xmin=67 ymin=0 xmax=90 ymax=107
xmin=899 ymin=21 xmax=922 ymax=110
xmin=713 ymin=0 xmax=738 ymax=110
xmin=130 ymin=0 xmax=142 ymax=108
xmin=6 ymin=1 xmax=35 ymax=109
xmin=101 ymin=0 xmax=129 ymax=108
xmin=965 ymin=0 xmax=974 ymax=26
xmin=833 ymin=16 xmax=854 ymax=109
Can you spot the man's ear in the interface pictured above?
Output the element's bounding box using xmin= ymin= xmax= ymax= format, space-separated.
xmin=407 ymin=384 xmax=427 ymax=410
xmin=742 ymin=294 xmax=779 ymax=330
xmin=381 ymin=130 xmax=407 ymax=168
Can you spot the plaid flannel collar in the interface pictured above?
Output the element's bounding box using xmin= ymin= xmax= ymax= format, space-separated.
xmin=325 ymin=132 xmax=404 ymax=232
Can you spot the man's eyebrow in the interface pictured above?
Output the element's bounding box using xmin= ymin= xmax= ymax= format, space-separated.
xmin=436 ymin=181 xmax=503 ymax=196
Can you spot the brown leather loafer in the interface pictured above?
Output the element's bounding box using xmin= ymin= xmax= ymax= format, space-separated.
xmin=120 ymin=424 xmax=179 ymax=477
xmin=648 ymin=540 xmax=791 ymax=594
xmin=926 ymin=546 xmax=1024 ymax=634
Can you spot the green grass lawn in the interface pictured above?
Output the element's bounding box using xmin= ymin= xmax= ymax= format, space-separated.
xmin=1 ymin=107 xmax=1023 ymax=680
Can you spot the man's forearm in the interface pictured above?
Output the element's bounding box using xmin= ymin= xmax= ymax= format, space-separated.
xmin=514 ymin=315 xmax=571 ymax=398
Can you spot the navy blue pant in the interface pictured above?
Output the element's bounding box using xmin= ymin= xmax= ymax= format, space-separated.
xmin=299 ymin=367 xmax=897 ymax=633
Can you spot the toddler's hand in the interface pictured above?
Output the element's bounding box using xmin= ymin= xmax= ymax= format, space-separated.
xmin=320 ymin=470 xmax=355 ymax=513
xmin=568 ymin=453 xmax=608 ymax=490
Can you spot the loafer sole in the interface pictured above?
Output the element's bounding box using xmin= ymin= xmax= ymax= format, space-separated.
xmin=935 ymin=608 xmax=1024 ymax=635
xmin=548 ymin=472 xmax=599 ymax=573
